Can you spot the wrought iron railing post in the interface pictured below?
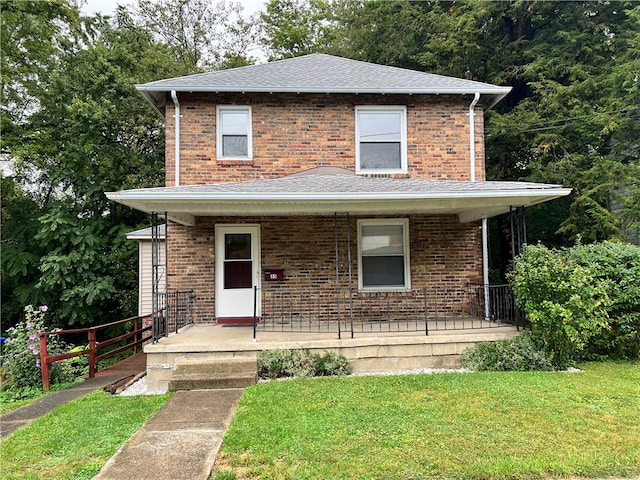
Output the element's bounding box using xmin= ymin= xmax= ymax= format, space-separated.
xmin=424 ymin=288 xmax=429 ymax=336
xmin=253 ymin=285 xmax=258 ymax=341
xmin=334 ymin=212 xmax=341 ymax=339
xmin=346 ymin=212 xmax=354 ymax=339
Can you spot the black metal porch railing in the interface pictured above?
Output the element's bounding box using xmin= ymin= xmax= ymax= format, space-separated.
xmin=152 ymin=290 xmax=196 ymax=342
xmin=468 ymin=283 xmax=525 ymax=328
xmin=254 ymin=284 xmax=523 ymax=339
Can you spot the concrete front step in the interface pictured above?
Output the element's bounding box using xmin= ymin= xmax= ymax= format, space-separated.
xmin=168 ymin=375 xmax=256 ymax=391
xmin=173 ymin=357 xmax=257 ymax=376
xmin=168 ymin=357 xmax=257 ymax=392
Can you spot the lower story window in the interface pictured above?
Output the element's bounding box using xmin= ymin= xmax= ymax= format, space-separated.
xmin=358 ymin=218 xmax=410 ymax=290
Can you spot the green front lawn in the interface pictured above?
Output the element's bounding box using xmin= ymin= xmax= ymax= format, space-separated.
xmin=215 ymin=362 xmax=640 ymax=480
xmin=1 ymin=391 xmax=170 ymax=480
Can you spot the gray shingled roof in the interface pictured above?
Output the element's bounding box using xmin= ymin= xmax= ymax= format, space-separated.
xmin=107 ymin=172 xmax=571 ymax=224
xmin=137 ymin=54 xmax=511 ymax=113
xmin=117 ymin=174 xmax=563 ymax=196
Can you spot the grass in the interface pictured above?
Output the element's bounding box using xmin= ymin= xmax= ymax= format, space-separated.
xmin=0 ymin=390 xmax=171 ymax=480
xmin=0 ymin=382 xmax=80 ymax=415
xmin=214 ymin=362 xmax=640 ymax=480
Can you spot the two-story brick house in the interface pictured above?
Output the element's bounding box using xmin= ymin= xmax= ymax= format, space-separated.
xmin=108 ymin=54 xmax=570 ymax=336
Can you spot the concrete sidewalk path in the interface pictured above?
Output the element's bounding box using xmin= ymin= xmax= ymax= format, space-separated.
xmin=93 ymin=388 xmax=244 ymax=480
xmin=0 ymin=374 xmax=126 ymax=438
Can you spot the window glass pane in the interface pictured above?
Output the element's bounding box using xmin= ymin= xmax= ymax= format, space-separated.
xmin=223 ymin=135 xmax=248 ymax=156
xmin=362 ymin=257 xmax=405 ymax=287
xmin=360 ymin=142 xmax=401 ymax=170
xmin=359 ymin=112 xmax=401 ymax=141
xmin=224 ymin=261 xmax=252 ymax=289
xmin=225 ymin=234 xmax=251 ymax=260
xmin=362 ymin=225 xmax=404 ymax=255
xmin=221 ymin=111 xmax=248 ymax=135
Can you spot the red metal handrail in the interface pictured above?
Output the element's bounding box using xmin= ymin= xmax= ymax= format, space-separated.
xmin=38 ymin=313 xmax=153 ymax=392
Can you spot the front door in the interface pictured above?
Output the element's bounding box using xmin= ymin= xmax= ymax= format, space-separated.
xmin=215 ymin=225 xmax=261 ymax=324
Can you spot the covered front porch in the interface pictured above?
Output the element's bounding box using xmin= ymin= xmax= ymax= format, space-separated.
xmin=108 ymin=167 xmax=570 ymax=331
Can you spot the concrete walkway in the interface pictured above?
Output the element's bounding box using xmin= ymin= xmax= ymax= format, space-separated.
xmin=93 ymin=389 xmax=244 ymax=480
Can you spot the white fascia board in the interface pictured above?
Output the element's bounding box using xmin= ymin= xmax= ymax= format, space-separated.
xmin=136 ymin=84 xmax=511 ymax=94
xmin=106 ymin=188 xmax=572 ymax=219
xmin=107 ymin=187 xmax=571 ymax=203
xmin=135 ymin=85 xmax=512 ymax=113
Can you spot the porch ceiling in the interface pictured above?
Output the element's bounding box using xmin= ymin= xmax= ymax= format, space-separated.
xmin=106 ymin=174 xmax=571 ymax=226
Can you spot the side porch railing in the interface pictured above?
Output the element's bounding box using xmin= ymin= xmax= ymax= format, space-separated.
xmin=39 ymin=315 xmax=152 ymax=392
xmin=254 ymin=284 xmax=523 ymax=339
xmin=152 ymin=290 xmax=196 ymax=341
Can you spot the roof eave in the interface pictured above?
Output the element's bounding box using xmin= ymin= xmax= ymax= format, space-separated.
xmin=106 ymin=188 xmax=571 ymax=225
xmin=107 ymin=188 xmax=570 ymax=202
xmin=135 ymin=84 xmax=512 ymax=114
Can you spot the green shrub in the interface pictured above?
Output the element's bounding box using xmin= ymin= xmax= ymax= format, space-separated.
xmin=510 ymin=244 xmax=611 ymax=367
xmin=460 ymin=332 xmax=555 ymax=371
xmin=257 ymin=349 xmax=351 ymax=379
xmin=510 ymin=241 xmax=640 ymax=366
xmin=568 ymin=242 xmax=640 ymax=359
xmin=257 ymin=349 xmax=314 ymax=379
xmin=313 ymin=351 xmax=352 ymax=376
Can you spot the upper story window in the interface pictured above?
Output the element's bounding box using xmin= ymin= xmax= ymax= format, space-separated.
xmin=357 ymin=218 xmax=410 ymax=291
xmin=217 ymin=106 xmax=252 ymax=160
xmin=355 ymin=106 xmax=407 ymax=174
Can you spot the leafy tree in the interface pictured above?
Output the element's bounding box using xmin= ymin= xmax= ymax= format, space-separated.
xmin=259 ymin=0 xmax=343 ymax=60
xmin=6 ymin=9 xmax=181 ymax=327
xmin=133 ymin=0 xmax=258 ymax=71
xmin=326 ymin=0 xmax=639 ymax=250
xmin=1 ymin=0 xmax=82 ymax=154
xmin=0 ymin=175 xmax=46 ymax=322
xmin=484 ymin=1 xmax=640 ymax=244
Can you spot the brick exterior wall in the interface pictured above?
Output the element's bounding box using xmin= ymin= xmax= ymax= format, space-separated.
xmin=163 ymin=91 xmax=487 ymax=323
xmin=167 ymin=215 xmax=482 ymax=323
xmin=164 ymin=93 xmax=485 ymax=186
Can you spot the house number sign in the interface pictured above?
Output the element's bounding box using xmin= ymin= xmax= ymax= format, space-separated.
xmin=263 ymin=269 xmax=284 ymax=281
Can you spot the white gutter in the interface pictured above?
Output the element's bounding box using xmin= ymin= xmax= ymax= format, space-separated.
xmin=469 ymin=92 xmax=480 ymax=182
xmin=171 ymin=90 xmax=181 ymax=186
xmin=482 ymin=217 xmax=490 ymax=320
xmin=136 ymin=85 xmax=512 ymax=114
xmin=106 ymin=187 xmax=572 ymax=203
xmin=137 ymin=85 xmax=512 ymax=96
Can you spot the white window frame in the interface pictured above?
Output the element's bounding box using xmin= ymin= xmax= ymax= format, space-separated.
xmin=216 ymin=105 xmax=252 ymax=160
xmin=357 ymin=218 xmax=411 ymax=291
xmin=355 ymin=105 xmax=407 ymax=174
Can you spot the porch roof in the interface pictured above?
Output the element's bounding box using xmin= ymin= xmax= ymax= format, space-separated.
xmin=106 ymin=170 xmax=571 ymax=226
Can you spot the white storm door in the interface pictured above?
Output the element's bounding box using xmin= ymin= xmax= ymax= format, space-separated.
xmin=215 ymin=225 xmax=261 ymax=320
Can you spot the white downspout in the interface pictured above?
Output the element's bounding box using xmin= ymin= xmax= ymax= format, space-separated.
xmin=171 ymin=90 xmax=181 ymax=187
xmin=469 ymin=92 xmax=490 ymax=319
xmin=469 ymin=92 xmax=480 ymax=182
xmin=482 ymin=217 xmax=490 ymax=320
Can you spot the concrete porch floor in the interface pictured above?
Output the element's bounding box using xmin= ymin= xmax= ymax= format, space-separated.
xmin=144 ymin=321 xmax=519 ymax=392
